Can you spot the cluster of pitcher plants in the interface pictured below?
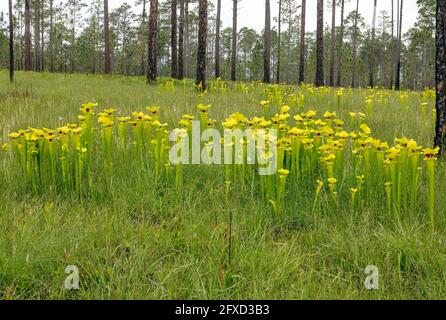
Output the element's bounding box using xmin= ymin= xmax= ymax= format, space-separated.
xmin=1 ymin=80 xmax=440 ymax=229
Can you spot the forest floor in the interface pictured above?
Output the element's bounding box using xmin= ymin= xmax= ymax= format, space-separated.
xmin=1 ymin=71 xmax=446 ymax=299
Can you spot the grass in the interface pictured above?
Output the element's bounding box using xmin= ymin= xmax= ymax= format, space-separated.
xmin=1 ymin=71 xmax=446 ymax=300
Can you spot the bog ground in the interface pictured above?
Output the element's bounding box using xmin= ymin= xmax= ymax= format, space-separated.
xmin=1 ymin=71 xmax=446 ymax=299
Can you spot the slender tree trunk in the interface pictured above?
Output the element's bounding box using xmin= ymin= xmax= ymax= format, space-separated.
xmin=25 ymin=0 xmax=31 ymax=71
xmin=104 ymin=0 xmax=111 ymax=74
xmin=215 ymin=0 xmax=221 ymax=78
xmin=34 ymin=0 xmax=41 ymax=72
xmin=351 ymin=0 xmax=359 ymax=87
xmin=390 ymin=0 xmax=394 ymax=88
xmin=286 ymin=11 xmax=292 ymax=84
xmin=264 ymin=0 xmax=271 ymax=83
xmin=299 ymin=0 xmax=306 ymax=83
xmin=369 ymin=0 xmax=377 ymax=88
xmin=315 ymin=0 xmax=324 ymax=87
xmin=70 ymin=3 xmax=75 ymax=73
xmin=435 ymin=0 xmax=446 ymax=154
xmin=171 ymin=0 xmax=178 ymax=78
xmin=139 ymin=0 xmax=147 ymax=75
xmin=40 ymin=0 xmax=44 ymax=71
xmin=92 ymin=15 xmax=97 ymax=74
xmin=231 ymin=0 xmax=237 ymax=81
xmin=148 ymin=0 xmax=158 ymax=83
xmin=336 ymin=0 xmax=344 ymax=87
xmin=50 ymin=0 xmax=54 ymax=72
xmin=178 ymin=0 xmax=185 ymax=79
xmin=9 ymin=0 xmax=14 ymax=82
xmin=329 ymin=0 xmax=336 ymax=87
xmin=185 ymin=1 xmax=190 ymax=78
xmin=196 ymin=0 xmax=207 ymax=90
xmin=277 ymin=0 xmax=282 ymax=84
xmin=395 ymin=0 xmax=403 ymax=90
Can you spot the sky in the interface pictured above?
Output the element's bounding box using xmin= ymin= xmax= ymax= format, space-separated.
xmin=1 ymin=0 xmax=419 ymax=34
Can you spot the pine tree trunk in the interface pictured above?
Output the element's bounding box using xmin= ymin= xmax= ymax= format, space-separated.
xmin=9 ymin=0 xmax=13 ymax=82
xmin=196 ymin=0 xmax=207 ymax=90
xmin=231 ymin=0 xmax=237 ymax=81
xmin=171 ymin=0 xmax=178 ymax=78
xmin=147 ymin=0 xmax=158 ymax=83
xmin=435 ymin=0 xmax=446 ymax=155
xmin=178 ymin=0 xmax=185 ymax=79
xmin=104 ymin=0 xmax=111 ymax=74
xmin=139 ymin=0 xmax=147 ymax=76
xmin=184 ymin=1 xmax=190 ymax=78
xmin=50 ymin=0 xmax=54 ymax=72
xmin=215 ymin=0 xmax=221 ymax=78
xmin=329 ymin=0 xmax=336 ymax=87
xmin=40 ymin=0 xmax=44 ymax=71
xmin=299 ymin=0 xmax=306 ymax=83
xmin=336 ymin=0 xmax=344 ymax=87
xmin=25 ymin=0 xmax=31 ymax=71
xmin=369 ymin=0 xmax=377 ymax=88
xmin=277 ymin=0 xmax=282 ymax=84
xmin=351 ymin=0 xmax=359 ymax=87
xmin=70 ymin=3 xmax=75 ymax=73
xmin=390 ymin=0 xmax=394 ymax=88
xmin=34 ymin=0 xmax=41 ymax=72
xmin=395 ymin=0 xmax=403 ymax=90
xmin=263 ymin=0 xmax=271 ymax=83
xmin=315 ymin=0 xmax=324 ymax=87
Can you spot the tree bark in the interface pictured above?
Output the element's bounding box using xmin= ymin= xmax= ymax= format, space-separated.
xmin=178 ymin=0 xmax=185 ymax=79
xmin=9 ymin=0 xmax=14 ymax=82
xmin=231 ymin=0 xmax=238 ymax=81
xmin=277 ymin=0 xmax=282 ymax=84
xmin=184 ymin=1 xmax=190 ymax=78
xmin=435 ymin=0 xmax=446 ymax=155
xmin=40 ymin=0 xmax=44 ymax=71
xmin=329 ymin=0 xmax=336 ymax=87
xmin=50 ymin=0 xmax=54 ymax=72
xmin=171 ymin=0 xmax=178 ymax=78
xmin=148 ymin=0 xmax=158 ymax=83
xmin=139 ymin=0 xmax=147 ymax=75
xmin=395 ymin=0 xmax=403 ymax=90
xmin=215 ymin=0 xmax=221 ymax=78
xmin=315 ymin=0 xmax=324 ymax=87
xmin=351 ymin=0 xmax=359 ymax=87
xmin=369 ymin=0 xmax=377 ymax=88
xmin=336 ymin=0 xmax=344 ymax=87
xmin=25 ymin=0 xmax=31 ymax=71
xmin=299 ymin=0 xmax=306 ymax=83
xmin=390 ymin=0 xmax=394 ymax=88
xmin=196 ymin=0 xmax=207 ymax=90
xmin=104 ymin=0 xmax=111 ymax=74
xmin=263 ymin=0 xmax=271 ymax=83
xmin=34 ymin=0 xmax=41 ymax=72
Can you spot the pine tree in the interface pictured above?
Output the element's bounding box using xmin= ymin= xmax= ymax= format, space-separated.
xmin=104 ymin=0 xmax=111 ymax=73
xmin=171 ymin=0 xmax=178 ymax=78
xmin=196 ymin=0 xmax=207 ymax=90
xmin=24 ymin=0 xmax=31 ymax=71
xmin=298 ymin=0 xmax=306 ymax=83
xmin=264 ymin=0 xmax=271 ymax=83
xmin=435 ymin=0 xmax=446 ymax=154
xmin=315 ymin=0 xmax=324 ymax=87
xmin=9 ymin=0 xmax=14 ymax=82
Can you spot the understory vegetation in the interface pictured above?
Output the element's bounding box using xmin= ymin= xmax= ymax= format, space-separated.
xmin=1 ymin=71 xmax=445 ymax=299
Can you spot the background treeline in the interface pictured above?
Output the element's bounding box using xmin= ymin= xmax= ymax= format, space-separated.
xmin=0 ymin=0 xmax=436 ymax=89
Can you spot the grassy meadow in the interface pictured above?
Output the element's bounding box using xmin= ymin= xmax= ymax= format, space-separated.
xmin=1 ymin=71 xmax=446 ymax=300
